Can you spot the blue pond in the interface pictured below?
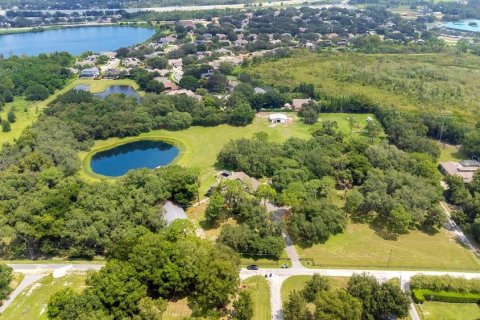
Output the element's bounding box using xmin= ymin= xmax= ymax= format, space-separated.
xmin=0 ymin=26 xmax=155 ymax=57
xmin=443 ymin=19 xmax=480 ymax=32
xmin=74 ymin=84 xmax=141 ymax=102
xmin=90 ymin=140 xmax=179 ymax=177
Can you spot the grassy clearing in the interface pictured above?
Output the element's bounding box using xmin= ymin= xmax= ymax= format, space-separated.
xmin=0 ymin=99 xmax=36 ymax=146
xmin=281 ymin=276 xmax=350 ymax=303
xmin=242 ymin=276 xmax=271 ymax=320
xmin=415 ymin=301 xmax=480 ymax=320
xmin=296 ymin=222 xmax=480 ymax=271
xmin=240 ymin=250 xmax=291 ymax=268
xmin=1 ymin=272 xmax=89 ymax=320
xmin=79 ymin=112 xmax=381 ymax=195
xmin=437 ymin=142 xmax=465 ymax=163
xmin=163 ymin=298 xmax=193 ymax=320
xmin=248 ymin=51 xmax=480 ymax=125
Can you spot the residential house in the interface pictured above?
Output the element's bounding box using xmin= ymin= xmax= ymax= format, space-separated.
xmin=202 ymin=33 xmax=213 ymax=40
xmin=218 ymin=171 xmax=261 ymax=192
xmin=439 ymin=160 xmax=480 ymax=183
xmin=166 ymin=89 xmax=202 ymax=101
xmin=122 ymin=58 xmax=142 ymax=67
xmin=168 ymin=59 xmax=183 ymax=68
xmin=80 ymin=67 xmax=100 ymax=78
xmin=290 ymin=98 xmax=311 ymax=111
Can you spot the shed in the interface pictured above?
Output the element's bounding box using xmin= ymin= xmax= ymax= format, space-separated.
xmin=269 ymin=113 xmax=288 ymax=124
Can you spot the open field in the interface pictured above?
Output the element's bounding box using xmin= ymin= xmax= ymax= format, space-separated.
xmin=79 ymin=112 xmax=381 ymax=194
xmin=242 ymin=276 xmax=271 ymax=320
xmin=0 ymin=99 xmax=36 ymax=146
xmin=248 ymin=51 xmax=480 ymax=125
xmin=0 ymin=78 xmax=141 ymax=148
xmin=281 ymin=275 xmax=350 ymax=303
xmin=163 ymin=298 xmax=193 ymax=320
xmin=296 ymin=222 xmax=480 ymax=271
xmin=1 ymin=272 xmax=89 ymax=320
xmin=437 ymin=142 xmax=465 ymax=163
xmin=415 ymin=301 xmax=480 ymax=320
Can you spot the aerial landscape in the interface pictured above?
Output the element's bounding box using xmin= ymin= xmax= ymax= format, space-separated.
xmin=1 ymin=0 xmax=480 ymax=319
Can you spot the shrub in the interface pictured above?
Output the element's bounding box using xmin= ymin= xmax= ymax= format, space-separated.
xmin=410 ymin=275 xmax=480 ymax=294
xmin=412 ymin=289 xmax=480 ymax=304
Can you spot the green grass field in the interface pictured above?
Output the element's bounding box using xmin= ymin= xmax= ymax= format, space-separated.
xmin=1 ymin=272 xmax=89 ymax=320
xmin=163 ymin=298 xmax=193 ymax=320
xmin=0 ymin=99 xmax=36 ymax=146
xmin=79 ymin=112 xmax=381 ymax=195
xmin=296 ymin=222 xmax=480 ymax=271
xmin=437 ymin=142 xmax=465 ymax=163
xmin=248 ymin=51 xmax=480 ymax=125
xmin=242 ymin=276 xmax=271 ymax=320
xmin=281 ymin=276 xmax=350 ymax=303
xmin=415 ymin=301 xmax=480 ymax=320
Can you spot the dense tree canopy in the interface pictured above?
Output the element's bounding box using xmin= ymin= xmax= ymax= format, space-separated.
xmin=48 ymin=232 xmax=240 ymax=319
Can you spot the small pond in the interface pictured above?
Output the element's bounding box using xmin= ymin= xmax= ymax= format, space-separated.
xmin=74 ymin=85 xmax=141 ymax=102
xmin=443 ymin=19 xmax=480 ymax=32
xmin=90 ymin=140 xmax=179 ymax=177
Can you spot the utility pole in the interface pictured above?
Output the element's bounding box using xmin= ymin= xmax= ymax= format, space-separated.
xmin=439 ymin=114 xmax=447 ymax=143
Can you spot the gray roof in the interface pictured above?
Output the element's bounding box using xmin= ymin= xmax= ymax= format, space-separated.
xmin=163 ymin=201 xmax=187 ymax=224
xmin=460 ymin=160 xmax=480 ymax=167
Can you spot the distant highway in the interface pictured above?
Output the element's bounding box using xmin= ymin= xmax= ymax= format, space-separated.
xmin=0 ymin=0 xmax=352 ymax=16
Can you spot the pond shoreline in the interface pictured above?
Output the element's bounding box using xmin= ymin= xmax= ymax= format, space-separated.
xmin=0 ymin=25 xmax=155 ymax=56
xmin=82 ymin=136 xmax=187 ymax=180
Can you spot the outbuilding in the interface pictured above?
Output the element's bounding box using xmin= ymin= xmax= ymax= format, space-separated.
xmin=269 ymin=113 xmax=288 ymax=124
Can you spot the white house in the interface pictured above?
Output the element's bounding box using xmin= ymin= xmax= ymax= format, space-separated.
xmin=269 ymin=113 xmax=288 ymax=124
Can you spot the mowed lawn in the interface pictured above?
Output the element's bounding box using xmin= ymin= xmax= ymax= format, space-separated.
xmin=415 ymin=301 xmax=480 ymax=320
xmin=0 ymin=78 xmax=141 ymax=148
xmin=281 ymin=275 xmax=350 ymax=303
xmin=242 ymin=276 xmax=271 ymax=320
xmin=79 ymin=112 xmax=381 ymax=195
xmin=1 ymin=272 xmax=89 ymax=320
xmin=297 ymin=222 xmax=480 ymax=271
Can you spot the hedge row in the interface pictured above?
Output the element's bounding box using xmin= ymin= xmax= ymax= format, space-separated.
xmin=412 ymin=289 xmax=480 ymax=304
xmin=410 ymin=275 xmax=480 ymax=294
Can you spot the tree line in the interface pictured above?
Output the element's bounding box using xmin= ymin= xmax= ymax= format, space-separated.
xmin=283 ymin=273 xmax=410 ymax=320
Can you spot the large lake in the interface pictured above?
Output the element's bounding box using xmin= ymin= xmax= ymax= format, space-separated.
xmin=0 ymin=26 xmax=155 ymax=56
xmin=90 ymin=140 xmax=179 ymax=177
xmin=443 ymin=19 xmax=480 ymax=32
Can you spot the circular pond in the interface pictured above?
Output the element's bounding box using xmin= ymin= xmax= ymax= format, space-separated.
xmin=90 ymin=140 xmax=179 ymax=177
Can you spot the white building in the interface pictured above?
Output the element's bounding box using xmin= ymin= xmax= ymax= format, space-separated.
xmin=269 ymin=113 xmax=288 ymax=124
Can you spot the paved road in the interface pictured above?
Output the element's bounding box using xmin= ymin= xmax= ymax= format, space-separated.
xmin=0 ymin=0 xmax=352 ymax=15
xmin=0 ymin=273 xmax=47 ymax=313
xmin=7 ymin=263 xmax=103 ymax=274
xmin=241 ymin=268 xmax=480 ymax=320
xmin=441 ymin=201 xmax=480 ymax=255
xmin=4 ymin=262 xmax=480 ymax=320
